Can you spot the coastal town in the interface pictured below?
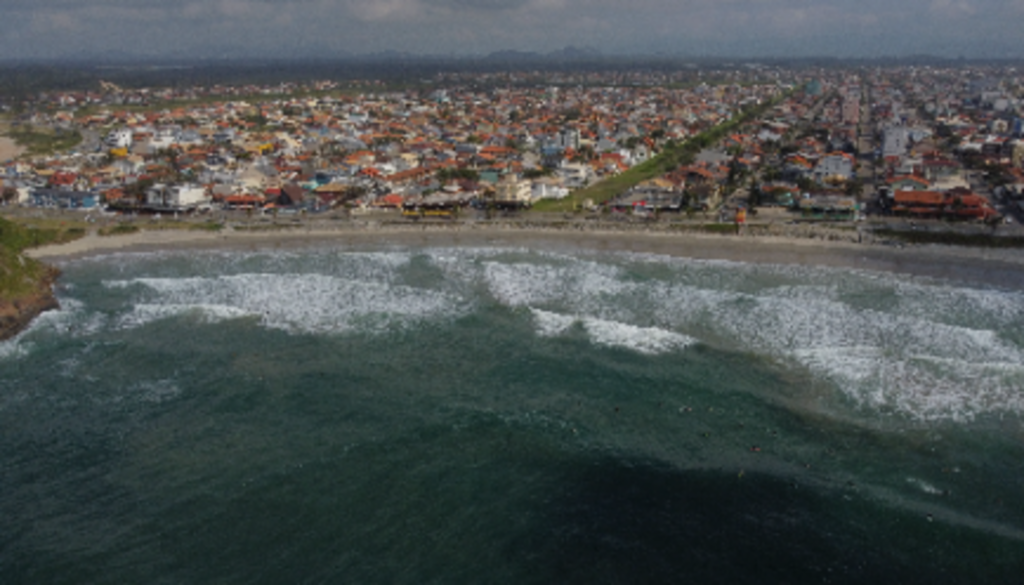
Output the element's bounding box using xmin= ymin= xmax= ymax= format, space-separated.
xmin=4 ymin=55 xmax=1024 ymax=585
xmin=1 ymin=64 xmax=1023 ymax=240
xmin=0 ymin=72 xmax=776 ymax=216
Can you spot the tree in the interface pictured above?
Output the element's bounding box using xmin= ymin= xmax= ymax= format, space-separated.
xmin=748 ymin=179 xmax=762 ymax=208
xmin=844 ymin=178 xmax=864 ymax=199
xmin=572 ymin=144 xmax=596 ymax=163
xmin=242 ymin=113 xmax=267 ymax=128
xmin=523 ymin=168 xmax=553 ymax=179
xmin=436 ymin=168 xmax=479 ymax=182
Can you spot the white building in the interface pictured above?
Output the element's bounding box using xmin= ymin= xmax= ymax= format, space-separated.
xmin=812 ymin=154 xmax=854 ymax=183
xmin=145 ymin=184 xmax=208 ymax=210
xmin=105 ymin=128 xmax=133 ymax=149
xmin=557 ymin=162 xmax=591 ymax=189
xmin=558 ymin=128 xmax=581 ymax=151
xmin=495 ymin=175 xmax=532 ymax=205
xmin=147 ymin=127 xmax=182 ymax=151
xmin=532 ymin=181 xmax=569 ymax=201
xmin=882 ymin=127 xmax=909 ymax=158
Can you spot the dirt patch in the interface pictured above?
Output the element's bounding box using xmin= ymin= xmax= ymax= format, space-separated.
xmin=0 ymin=136 xmax=26 ymax=161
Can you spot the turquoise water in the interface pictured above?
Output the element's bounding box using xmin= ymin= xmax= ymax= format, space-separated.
xmin=2 ymin=246 xmax=1023 ymax=583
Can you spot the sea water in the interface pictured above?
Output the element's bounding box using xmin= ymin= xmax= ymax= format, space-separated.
xmin=2 ymin=246 xmax=1023 ymax=583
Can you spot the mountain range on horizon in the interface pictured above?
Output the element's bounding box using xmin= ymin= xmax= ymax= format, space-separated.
xmin=0 ymin=45 xmax=1016 ymax=68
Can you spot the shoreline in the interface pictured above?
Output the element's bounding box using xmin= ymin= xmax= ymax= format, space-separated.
xmin=25 ymin=222 xmax=1024 ymax=290
xmin=0 ymin=263 xmax=60 ymax=342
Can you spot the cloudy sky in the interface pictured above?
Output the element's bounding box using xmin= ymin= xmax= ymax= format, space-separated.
xmin=1 ymin=0 xmax=1022 ymax=60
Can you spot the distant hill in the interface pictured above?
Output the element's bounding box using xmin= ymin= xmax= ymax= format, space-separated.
xmin=483 ymin=46 xmax=603 ymax=63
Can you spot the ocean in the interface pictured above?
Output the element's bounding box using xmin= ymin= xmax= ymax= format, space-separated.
xmin=2 ymin=244 xmax=1023 ymax=583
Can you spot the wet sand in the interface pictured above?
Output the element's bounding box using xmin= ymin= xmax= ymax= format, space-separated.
xmin=25 ymin=223 xmax=1024 ymax=290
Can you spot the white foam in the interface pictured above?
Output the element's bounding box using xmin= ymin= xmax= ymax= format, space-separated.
xmin=104 ymin=272 xmax=464 ymax=335
xmin=75 ymin=247 xmax=1024 ymax=422
xmin=530 ymin=308 xmax=695 ymax=355
xmin=134 ymin=379 xmax=183 ymax=403
xmin=0 ymin=297 xmax=106 ymax=360
xmin=894 ymin=279 xmax=1024 ymax=330
xmin=0 ymin=338 xmax=29 ymax=360
xmin=117 ymin=303 xmax=254 ymax=329
xmin=906 ymin=477 xmax=944 ymax=495
xmin=531 ymin=308 xmax=576 ymax=337
xmin=581 ymin=316 xmax=696 ymax=355
xmin=522 ymin=252 xmax=1024 ymax=422
xmin=483 ymin=259 xmax=630 ymax=308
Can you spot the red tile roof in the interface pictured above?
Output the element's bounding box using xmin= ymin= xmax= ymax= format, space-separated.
xmin=893 ymin=190 xmax=945 ymax=206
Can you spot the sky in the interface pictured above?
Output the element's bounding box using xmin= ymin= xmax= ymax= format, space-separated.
xmin=1 ymin=0 xmax=1023 ymax=60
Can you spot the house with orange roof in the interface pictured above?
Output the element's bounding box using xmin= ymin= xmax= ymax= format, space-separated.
xmin=223 ymin=194 xmax=264 ymax=210
xmin=891 ymin=190 xmax=946 ymax=216
xmin=372 ymin=193 xmax=406 ymax=209
xmin=887 ymin=175 xmax=931 ymax=191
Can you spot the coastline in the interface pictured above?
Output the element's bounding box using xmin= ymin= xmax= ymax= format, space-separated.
xmin=25 ymin=221 xmax=1024 ymax=290
xmin=0 ymin=263 xmax=59 ymax=342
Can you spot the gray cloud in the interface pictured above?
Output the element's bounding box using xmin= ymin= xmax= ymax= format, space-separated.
xmin=423 ymin=0 xmax=530 ymax=9
xmin=0 ymin=0 xmax=1021 ymax=60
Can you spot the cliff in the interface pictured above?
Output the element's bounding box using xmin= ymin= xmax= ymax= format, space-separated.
xmin=0 ymin=215 xmax=70 ymax=341
xmin=0 ymin=261 xmax=59 ymax=341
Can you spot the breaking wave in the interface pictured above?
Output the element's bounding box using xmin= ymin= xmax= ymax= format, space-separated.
xmin=46 ymin=247 xmax=1024 ymax=422
xmin=104 ymin=273 xmax=464 ymax=335
xmin=470 ymin=250 xmax=1024 ymax=422
xmin=531 ymin=308 xmax=696 ymax=355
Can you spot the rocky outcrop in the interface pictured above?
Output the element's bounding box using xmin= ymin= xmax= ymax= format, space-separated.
xmin=0 ymin=264 xmax=60 ymax=342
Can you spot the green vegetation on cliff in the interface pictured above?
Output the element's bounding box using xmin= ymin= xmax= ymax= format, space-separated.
xmin=1 ymin=214 xmax=85 ymax=295
xmin=0 ymin=214 xmax=88 ymax=339
xmin=1 ymin=216 xmax=58 ymax=297
xmin=0 ymin=215 xmax=85 ymax=252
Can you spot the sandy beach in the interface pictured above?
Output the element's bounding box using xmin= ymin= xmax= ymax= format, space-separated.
xmin=25 ymin=221 xmax=1024 ymax=290
xmin=0 ymin=136 xmax=24 ymax=161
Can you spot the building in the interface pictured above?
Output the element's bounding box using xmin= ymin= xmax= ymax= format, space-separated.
xmin=145 ymin=183 xmax=208 ymax=210
xmin=531 ymin=181 xmax=569 ymax=201
xmin=31 ymin=189 xmax=98 ymax=209
xmin=882 ymin=127 xmax=909 ymax=158
xmin=812 ymin=154 xmax=854 ymax=184
xmin=842 ymin=97 xmax=859 ymax=125
xmin=494 ymin=174 xmax=532 ymax=208
xmin=887 ymin=175 xmax=931 ymax=191
xmin=799 ymin=194 xmax=857 ymax=220
xmin=558 ymin=128 xmax=581 ymax=151
xmin=105 ymin=128 xmax=133 ymax=149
